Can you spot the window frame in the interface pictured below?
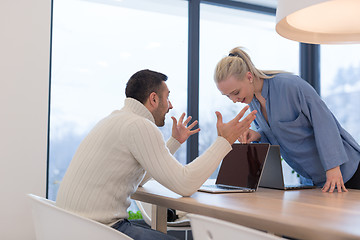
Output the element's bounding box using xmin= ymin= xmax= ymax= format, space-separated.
xmin=47 ymin=0 xmax=318 ymax=196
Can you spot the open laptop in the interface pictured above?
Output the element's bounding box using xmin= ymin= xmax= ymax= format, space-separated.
xmin=198 ymin=143 xmax=270 ymax=193
xmin=259 ymin=145 xmax=315 ymax=190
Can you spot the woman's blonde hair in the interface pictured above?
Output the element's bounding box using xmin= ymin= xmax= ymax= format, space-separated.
xmin=214 ymin=47 xmax=285 ymax=83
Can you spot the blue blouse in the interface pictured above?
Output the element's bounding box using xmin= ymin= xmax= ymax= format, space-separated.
xmin=249 ymin=73 xmax=360 ymax=186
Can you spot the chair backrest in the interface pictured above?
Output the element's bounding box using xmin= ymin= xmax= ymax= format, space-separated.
xmin=27 ymin=194 xmax=133 ymax=240
xmin=135 ymin=200 xmax=152 ymax=226
xmin=188 ymin=214 xmax=284 ymax=240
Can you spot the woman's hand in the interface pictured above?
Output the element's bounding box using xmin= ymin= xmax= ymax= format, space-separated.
xmin=171 ymin=113 xmax=200 ymax=144
xmin=238 ymin=129 xmax=261 ymax=143
xmin=322 ymin=166 xmax=348 ymax=193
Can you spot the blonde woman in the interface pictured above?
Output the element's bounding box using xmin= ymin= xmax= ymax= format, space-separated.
xmin=214 ymin=47 xmax=360 ymax=192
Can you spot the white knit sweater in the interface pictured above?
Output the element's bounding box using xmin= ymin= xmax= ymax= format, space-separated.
xmin=56 ymin=98 xmax=232 ymax=225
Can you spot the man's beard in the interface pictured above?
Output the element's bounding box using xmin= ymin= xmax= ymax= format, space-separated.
xmin=154 ymin=104 xmax=166 ymax=127
xmin=157 ymin=117 xmax=165 ymax=127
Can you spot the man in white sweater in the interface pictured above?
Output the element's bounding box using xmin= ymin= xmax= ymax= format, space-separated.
xmin=56 ymin=69 xmax=257 ymax=239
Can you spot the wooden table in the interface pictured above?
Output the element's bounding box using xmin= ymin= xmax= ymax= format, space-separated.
xmin=132 ymin=180 xmax=360 ymax=240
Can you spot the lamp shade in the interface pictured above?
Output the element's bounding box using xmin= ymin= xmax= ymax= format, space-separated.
xmin=276 ymin=0 xmax=360 ymax=44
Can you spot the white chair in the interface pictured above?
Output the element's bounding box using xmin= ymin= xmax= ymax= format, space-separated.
xmin=27 ymin=194 xmax=133 ymax=240
xmin=188 ymin=213 xmax=284 ymax=240
xmin=135 ymin=200 xmax=191 ymax=239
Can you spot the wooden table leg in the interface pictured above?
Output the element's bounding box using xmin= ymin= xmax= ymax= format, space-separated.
xmin=151 ymin=205 xmax=167 ymax=233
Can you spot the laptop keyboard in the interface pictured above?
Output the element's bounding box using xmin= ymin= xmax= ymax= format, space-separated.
xmin=205 ymin=184 xmax=250 ymax=190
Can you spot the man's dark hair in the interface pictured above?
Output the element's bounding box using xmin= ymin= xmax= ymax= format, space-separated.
xmin=125 ymin=69 xmax=168 ymax=104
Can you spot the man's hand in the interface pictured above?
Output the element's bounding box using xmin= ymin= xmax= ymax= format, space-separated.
xmin=322 ymin=166 xmax=348 ymax=193
xmin=238 ymin=129 xmax=261 ymax=143
xmin=216 ymin=105 xmax=257 ymax=145
xmin=171 ymin=113 xmax=200 ymax=144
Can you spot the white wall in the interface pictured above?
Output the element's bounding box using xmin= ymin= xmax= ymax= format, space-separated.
xmin=0 ymin=0 xmax=51 ymax=239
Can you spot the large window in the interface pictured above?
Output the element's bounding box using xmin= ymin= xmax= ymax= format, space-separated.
xmin=49 ymin=0 xmax=303 ymax=203
xmin=49 ymin=0 xmax=188 ymax=201
xmin=321 ymin=44 xmax=360 ymax=143
xmin=199 ymin=3 xmax=299 ymax=180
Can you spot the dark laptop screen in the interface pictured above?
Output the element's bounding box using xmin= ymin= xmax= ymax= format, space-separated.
xmin=216 ymin=143 xmax=269 ymax=189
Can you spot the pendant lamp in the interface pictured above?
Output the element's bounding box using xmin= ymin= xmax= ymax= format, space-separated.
xmin=276 ymin=0 xmax=360 ymax=44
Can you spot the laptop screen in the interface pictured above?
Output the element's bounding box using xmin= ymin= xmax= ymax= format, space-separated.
xmin=216 ymin=143 xmax=270 ymax=189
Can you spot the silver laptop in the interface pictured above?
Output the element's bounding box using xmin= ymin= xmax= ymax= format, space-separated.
xmin=259 ymin=145 xmax=315 ymax=190
xmin=198 ymin=143 xmax=270 ymax=193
